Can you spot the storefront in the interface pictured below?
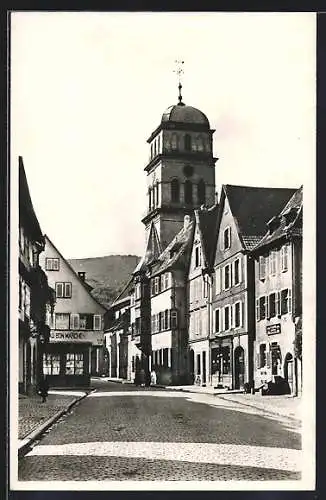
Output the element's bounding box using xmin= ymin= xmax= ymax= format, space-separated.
xmin=43 ymin=330 xmax=103 ymax=387
xmin=210 ymin=337 xmax=232 ymax=389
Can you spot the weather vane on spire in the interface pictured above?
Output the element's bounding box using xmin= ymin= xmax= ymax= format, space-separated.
xmin=174 ymin=59 xmax=185 ymax=105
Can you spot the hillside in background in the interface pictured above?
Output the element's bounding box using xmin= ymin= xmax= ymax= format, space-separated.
xmin=68 ymin=255 xmax=140 ymax=309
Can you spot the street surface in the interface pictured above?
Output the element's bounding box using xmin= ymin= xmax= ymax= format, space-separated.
xmin=18 ymin=380 xmax=302 ymax=481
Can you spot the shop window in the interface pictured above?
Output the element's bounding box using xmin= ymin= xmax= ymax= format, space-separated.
xmin=259 ymin=344 xmax=267 ymax=368
xmin=45 ymin=258 xmax=60 ymax=271
xmin=43 ymin=353 xmax=60 ymax=375
xmin=65 ymin=353 xmax=84 ymax=375
xmin=79 ymin=314 xmax=93 ymax=330
xmin=223 ymin=227 xmax=231 ymax=250
xmin=171 ymin=179 xmax=180 ymax=203
xmin=55 ymin=313 xmax=70 ymax=330
xmin=222 ymin=346 xmax=231 ymax=374
xmin=184 ymin=180 xmax=193 ymax=204
xmin=197 ymin=179 xmax=206 ymax=205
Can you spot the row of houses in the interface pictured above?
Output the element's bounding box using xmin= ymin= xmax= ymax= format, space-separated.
xmin=104 ymin=96 xmax=303 ymax=395
xmin=18 ymin=157 xmax=107 ymax=394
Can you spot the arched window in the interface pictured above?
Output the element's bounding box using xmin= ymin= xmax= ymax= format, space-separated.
xmin=185 ymin=180 xmax=193 ymax=205
xmin=197 ymin=179 xmax=206 ymax=205
xmin=184 ymin=134 xmax=192 ymax=151
xmin=171 ymin=179 xmax=180 ymax=203
xmin=171 ymin=133 xmax=178 ymax=150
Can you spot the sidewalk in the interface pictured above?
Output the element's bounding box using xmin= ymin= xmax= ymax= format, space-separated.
xmin=97 ymin=377 xmax=301 ymax=422
xmin=18 ymin=389 xmax=89 ymax=457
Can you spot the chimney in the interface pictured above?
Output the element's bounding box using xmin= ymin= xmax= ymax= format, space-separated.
xmin=184 ymin=215 xmax=191 ymax=229
xmin=78 ymin=271 xmax=86 ymax=282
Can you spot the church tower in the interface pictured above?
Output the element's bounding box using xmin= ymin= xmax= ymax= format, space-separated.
xmin=142 ymin=69 xmax=217 ymax=250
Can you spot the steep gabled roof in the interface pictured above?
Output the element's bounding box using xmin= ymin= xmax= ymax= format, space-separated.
xmin=133 ymin=222 xmax=162 ymax=274
xmin=19 ymin=156 xmax=44 ymax=244
xmin=44 ymin=234 xmax=107 ymax=312
xmin=196 ymin=202 xmax=219 ymax=268
xmin=150 ymin=219 xmax=195 ymax=276
xmin=253 ymin=185 xmax=303 ymax=250
xmin=110 ymin=277 xmax=133 ymax=308
xmin=222 ymin=184 xmax=297 ymax=251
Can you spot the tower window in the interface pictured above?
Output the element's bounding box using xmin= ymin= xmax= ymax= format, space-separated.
xmin=184 ymin=134 xmax=192 ymax=151
xmin=171 ymin=133 xmax=178 ymax=150
xmin=148 ymin=188 xmax=152 ymax=210
xmin=197 ymin=179 xmax=206 ymax=205
xmin=185 ymin=180 xmax=193 ymax=204
xmin=171 ymin=179 xmax=180 ymax=203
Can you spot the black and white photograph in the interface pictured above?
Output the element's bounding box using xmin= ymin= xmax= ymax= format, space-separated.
xmin=10 ymin=11 xmax=315 ymax=490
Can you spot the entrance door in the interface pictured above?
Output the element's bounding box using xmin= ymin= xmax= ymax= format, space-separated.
xmin=284 ymin=352 xmax=294 ymax=393
xmin=202 ymin=351 xmax=206 ymax=384
xmin=234 ymin=346 xmax=245 ymax=389
xmin=189 ymin=350 xmax=195 ymax=384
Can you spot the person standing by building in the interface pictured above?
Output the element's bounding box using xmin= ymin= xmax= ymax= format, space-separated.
xmin=38 ymin=375 xmax=49 ymax=403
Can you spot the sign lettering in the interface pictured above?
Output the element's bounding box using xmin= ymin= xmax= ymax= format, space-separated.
xmin=266 ymin=324 xmax=281 ymax=335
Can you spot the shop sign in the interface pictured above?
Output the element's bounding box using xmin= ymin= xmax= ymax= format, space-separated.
xmin=50 ymin=330 xmax=103 ymax=345
xmin=266 ymin=324 xmax=281 ymax=335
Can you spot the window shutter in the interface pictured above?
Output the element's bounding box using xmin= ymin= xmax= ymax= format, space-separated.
xmin=71 ymin=314 xmax=79 ymax=330
xmin=256 ymin=352 xmax=260 ymax=370
xmin=215 ymin=268 xmax=221 ymax=294
xmin=256 ymin=299 xmax=260 ymax=321
xmin=94 ymin=315 xmax=101 ymax=330
xmin=231 ymin=304 xmax=235 ymax=328
xmin=65 ymin=282 xmax=72 ymax=298
xmin=266 ymin=351 xmax=271 ymax=368
xmin=221 ymin=308 xmax=225 ymax=331
xmin=276 ymin=291 xmax=281 ymax=316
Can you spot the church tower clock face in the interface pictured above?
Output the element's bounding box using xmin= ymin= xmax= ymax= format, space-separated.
xmin=183 ymin=165 xmax=194 ymax=178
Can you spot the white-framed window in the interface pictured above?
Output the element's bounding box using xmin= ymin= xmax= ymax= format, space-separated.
xmin=223 ymin=305 xmax=231 ymax=331
xmin=94 ymin=315 xmax=102 ymax=330
xmin=281 ymin=245 xmax=289 ymax=272
xmin=233 ymin=257 xmax=242 ymax=286
xmin=233 ymin=301 xmax=243 ymax=328
xmin=269 ymin=251 xmax=277 ymax=276
xmin=66 ymin=353 xmax=84 ymax=375
xmin=214 ymin=308 xmax=220 ymax=333
xmin=215 ymin=268 xmax=221 ymax=294
xmin=280 ymin=288 xmax=292 ymax=315
xmin=55 ymin=313 xmax=70 ymax=330
xmin=45 ymin=257 xmax=60 ymax=271
xmin=259 ymin=256 xmax=266 ymax=280
xmin=71 ymin=314 xmax=79 ymax=330
xmin=223 ymin=227 xmax=231 ymax=251
xmin=164 ymin=272 xmax=170 ymax=290
xmin=154 ymin=276 xmax=160 ymax=294
xmin=43 ymin=353 xmax=60 ymax=375
xmin=55 ymin=282 xmax=72 ymax=298
xmin=223 ymin=264 xmax=231 ymax=290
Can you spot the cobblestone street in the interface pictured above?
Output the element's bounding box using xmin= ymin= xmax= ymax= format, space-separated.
xmin=18 ymin=381 xmax=302 ymax=482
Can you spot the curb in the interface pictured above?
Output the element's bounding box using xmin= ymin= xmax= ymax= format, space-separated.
xmin=216 ymin=394 xmax=301 ymax=424
xmin=18 ymin=390 xmax=93 ymax=458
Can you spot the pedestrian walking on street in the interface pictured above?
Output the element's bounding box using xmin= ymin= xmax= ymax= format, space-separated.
xmin=38 ymin=375 xmax=49 ymax=403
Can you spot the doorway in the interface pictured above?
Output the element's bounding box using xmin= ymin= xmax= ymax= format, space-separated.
xmin=189 ymin=349 xmax=195 ymax=384
xmin=234 ymin=346 xmax=245 ymax=389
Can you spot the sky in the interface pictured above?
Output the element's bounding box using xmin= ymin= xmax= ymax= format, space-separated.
xmin=11 ymin=12 xmax=316 ymax=259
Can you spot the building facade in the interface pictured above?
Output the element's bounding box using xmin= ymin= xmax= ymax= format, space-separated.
xmin=19 ymin=157 xmax=55 ymax=394
xmin=252 ymin=187 xmax=303 ymax=395
xmin=39 ymin=236 xmax=107 ymax=387
xmin=210 ymin=185 xmax=296 ymax=391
